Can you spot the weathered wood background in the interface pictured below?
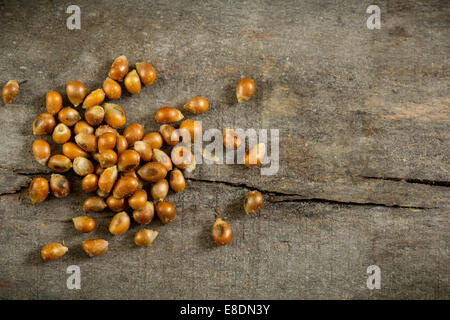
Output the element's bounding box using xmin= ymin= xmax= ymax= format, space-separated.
xmin=0 ymin=0 xmax=448 ymax=299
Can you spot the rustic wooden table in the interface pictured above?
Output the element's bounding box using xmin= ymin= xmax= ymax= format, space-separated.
xmin=0 ymin=0 xmax=448 ymax=299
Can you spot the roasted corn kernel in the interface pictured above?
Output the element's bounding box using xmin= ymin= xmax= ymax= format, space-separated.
xmin=155 ymin=106 xmax=184 ymax=124
xmin=117 ymin=149 xmax=140 ymax=172
xmin=41 ymin=243 xmax=68 ymax=261
xmin=33 ymin=112 xmax=56 ymax=136
xmin=137 ymin=162 xmax=168 ymax=182
xmin=169 ymin=168 xmax=185 ymax=192
xmin=109 ymin=211 xmax=130 ymax=235
xmin=150 ymin=179 xmax=169 ymax=201
xmin=236 ymin=77 xmax=255 ymax=103
xmin=113 ymin=176 xmax=139 ymax=199
xmin=82 ymin=89 xmax=105 ymax=109
xmin=142 ymin=132 xmax=163 ymax=149
xmin=2 ymin=80 xmax=19 ymax=104
xmin=50 ymin=174 xmax=70 ymax=198
xmin=73 ymin=216 xmax=95 ymax=233
xmin=29 ymin=177 xmax=49 ymax=205
xmin=45 ymin=91 xmax=63 ymax=115
xmin=104 ymin=103 xmax=126 ymax=128
xmin=52 ymin=123 xmax=71 ymax=144
xmin=82 ymin=239 xmax=108 ymax=257
xmin=132 ymin=201 xmax=154 ymax=224
xmin=48 ymin=154 xmax=72 ymax=172
xmin=108 ymin=55 xmax=129 ymax=82
xmin=134 ymin=229 xmax=158 ymax=246
xmin=136 ymin=62 xmax=156 ymax=86
xmin=84 ymin=105 xmax=105 ymax=126
xmin=102 ymin=77 xmax=122 ymax=100
xmin=83 ymin=196 xmax=107 ymax=212
xmin=124 ymin=69 xmax=141 ymax=94
xmin=82 ymin=173 xmax=98 ymax=193
xmin=32 ymin=139 xmax=51 ymax=165
xmin=66 ymin=81 xmax=86 ymax=107
xmin=98 ymin=165 xmax=118 ymax=194
xmin=155 ymin=200 xmax=176 ymax=224
xmin=183 ymin=96 xmax=209 ymax=114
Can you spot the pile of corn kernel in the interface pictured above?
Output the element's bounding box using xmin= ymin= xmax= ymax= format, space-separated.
xmin=2 ymin=56 xmax=265 ymax=262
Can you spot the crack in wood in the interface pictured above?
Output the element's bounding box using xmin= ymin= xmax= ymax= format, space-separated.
xmin=361 ymin=176 xmax=450 ymax=187
xmin=185 ymin=177 xmax=433 ymax=209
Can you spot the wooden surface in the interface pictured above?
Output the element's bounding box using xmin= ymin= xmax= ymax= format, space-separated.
xmin=0 ymin=0 xmax=448 ymax=299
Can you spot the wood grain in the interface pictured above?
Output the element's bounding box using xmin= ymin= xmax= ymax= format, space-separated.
xmin=0 ymin=0 xmax=448 ymax=299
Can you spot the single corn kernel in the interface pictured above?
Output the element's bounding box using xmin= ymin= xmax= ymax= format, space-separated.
xmin=136 ymin=62 xmax=156 ymax=86
xmin=183 ymin=96 xmax=209 ymax=114
xmin=82 ymin=89 xmax=105 ymax=109
xmin=123 ymin=123 xmax=144 ymax=146
xmin=179 ymin=119 xmax=202 ymax=145
xmin=117 ymin=149 xmax=140 ymax=172
xmin=52 ymin=123 xmax=71 ymax=144
xmin=45 ymin=91 xmax=63 ymax=114
xmin=128 ymin=189 xmax=148 ymax=210
xmin=48 ymin=154 xmax=72 ymax=172
xmin=50 ymin=174 xmax=70 ymax=198
xmin=32 ymin=139 xmax=51 ymax=165
xmin=121 ymin=170 xmax=144 ymax=189
xmin=106 ymin=195 xmax=128 ymax=212
xmin=155 ymin=200 xmax=176 ymax=224
xmin=142 ymin=132 xmax=163 ymax=149
xmin=132 ymin=201 xmax=154 ymax=224
xmin=159 ymin=124 xmax=180 ymax=146
xmin=137 ymin=162 xmax=167 ymax=182
xmin=29 ymin=177 xmax=49 ymax=205
xmin=102 ymin=77 xmax=122 ymax=100
xmin=152 ymin=149 xmax=173 ymax=171
xmin=244 ymin=143 xmax=265 ymax=167
xmin=171 ymin=145 xmax=195 ymax=171
xmin=116 ymin=135 xmax=128 ymax=154
xmin=2 ymin=80 xmax=19 ymax=104
xmin=75 ymin=133 xmax=97 ymax=153
xmin=112 ymin=176 xmax=139 ymax=199
xmin=134 ymin=229 xmax=158 ymax=246
xmin=82 ymin=239 xmax=108 ymax=257
xmin=73 ymin=157 xmax=95 ymax=176
xmin=150 ymin=179 xmax=169 ymax=201
xmin=66 ymin=81 xmax=86 ymax=107
xmin=62 ymin=142 xmax=89 ymax=160
xmin=211 ymin=218 xmax=233 ymax=245
xmin=73 ymin=216 xmax=95 ymax=233
xmin=169 ymin=168 xmax=185 ymax=192
xmin=99 ymin=149 xmax=118 ymax=168
xmin=244 ymin=190 xmax=264 ymax=214
xmin=155 ymin=106 xmax=184 ymax=124
xmin=41 ymin=243 xmax=68 ymax=261
xmin=98 ymin=165 xmax=118 ymax=194
xmin=74 ymin=120 xmax=94 ymax=135
xmin=33 ymin=112 xmax=56 ymax=136
xmin=236 ymin=77 xmax=255 ymax=103
xmin=81 ymin=174 xmax=98 ymax=193
xmin=124 ymin=69 xmax=141 ymax=94
xmin=98 ymin=132 xmax=117 ymax=152
xmin=84 ymin=105 xmax=105 ymax=126
xmin=134 ymin=141 xmax=152 ymax=161
xmin=83 ymin=196 xmax=107 ymax=212
xmin=58 ymin=107 xmax=81 ymax=127
xmin=109 ymin=211 xmax=130 ymax=235
xmin=108 ymin=55 xmax=129 ymax=81
xmin=104 ymin=103 xmax=126 ymax=128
